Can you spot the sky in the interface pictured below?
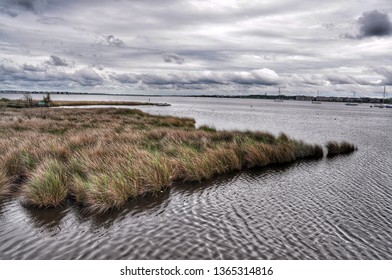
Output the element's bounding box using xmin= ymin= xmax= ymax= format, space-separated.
xmin=0 ymin=0 xmax=391 ymax=97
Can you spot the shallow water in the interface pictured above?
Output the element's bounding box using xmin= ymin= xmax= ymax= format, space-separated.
xmin=1 ymin=94 xmax=391 ymax=259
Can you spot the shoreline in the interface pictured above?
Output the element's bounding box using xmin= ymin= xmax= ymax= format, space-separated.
xmin=1 ymin=90 xmax=389 ymax=104
xmin=0 ymin=99 xmax=170 ymax=108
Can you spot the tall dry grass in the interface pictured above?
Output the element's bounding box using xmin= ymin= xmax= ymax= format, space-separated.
xmin=0 ymin=166 xmax=12 ymax=198
xmin=0 ymin=107 xmax=327 ymax=212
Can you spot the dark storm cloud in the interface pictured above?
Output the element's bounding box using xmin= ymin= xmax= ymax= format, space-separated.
xmin=22 ymin=63 xmax=46 ymax=72
xmin=111 ymin=73 xmax=138 ymax=84
xmin=325 ymin=73 xmax=377 ymax=86
xmin=0 ymin=61 xmax=103 ymax=87
xmin=8 ymin=0 xmax=34 ymax=11
xmin=290 ymin=74 xmax=325 ymax=86
xmin=325 ymin=74 xmax=355 ymax=85
xmin=72 ymin=68 xmax=104 ymax=86
xmin=0 ymin=64 xmax=18 ymax=77
xmin=6 ymin=0 xmax=45 ymax=14
xmin=162 ymin=53 xmax=185 ymax=64
xmin=2 ymin=0 xmax=81 ymax=14
xmin=104 ymin=35 xmax=125 ymax=48
xmin=373 ymin=66 xmax=392 ymax=85
xmin=0 ymin=7 xmax=18 ymax=17
xmin=46 ymin=55 xmax=68 ymax=67
xmin=358 ymin=10 xmax=392 ymax=38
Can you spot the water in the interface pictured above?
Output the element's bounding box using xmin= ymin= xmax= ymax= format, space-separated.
xmin=1 ymin=94 xmax=391 ymax=259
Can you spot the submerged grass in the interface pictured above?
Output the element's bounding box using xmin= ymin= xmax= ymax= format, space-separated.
xmin=0 ymin=107 xmax=329 ymax=213
xmin=326 ymin=141 xmax=357 ymax=157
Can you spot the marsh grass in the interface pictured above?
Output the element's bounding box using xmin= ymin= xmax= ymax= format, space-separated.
xmin=23 ymin=159 xmax=68 ymax=208
xmin=326 ymin=141 xmax=357 ymax=156
xmin=0 ymin=167 xmax=12 ymax=198
xmin=0 ymin=107 xmax=328 ymax=212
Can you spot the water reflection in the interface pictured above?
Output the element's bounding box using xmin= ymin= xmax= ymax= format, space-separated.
xmin=173 ymin=162 xmax=301 ymax=197
xmin=69 ymin=187 xmax=172 ymax=230
xmin=173 ymin=173 xmax=240 ymax=196
xmin=21 ymin=203 xmax=69 ymax=234
xmin=8 ymin=186 xmax=172 ymax=236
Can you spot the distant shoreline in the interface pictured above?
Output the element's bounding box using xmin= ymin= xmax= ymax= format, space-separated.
xmin=50 ymin=100 xmax=170 ymax=107
xmin=0 ymin=99 xmax=170 ymax=108
xmin=0 ymin=90 xmax=389 ymax=104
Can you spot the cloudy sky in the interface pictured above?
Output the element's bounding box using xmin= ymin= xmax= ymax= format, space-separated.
xmin=1 ymin=0 xmax=391 ymax=97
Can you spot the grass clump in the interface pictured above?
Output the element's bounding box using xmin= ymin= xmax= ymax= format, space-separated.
xmin=2 ymin=148 xmax=31 ymax=179
xmin=23 ymin=159 xmax=68 ymax=208
xmin=69 ymin=151 xmax=172 ymax=213
xmin=71 ymin=172 xmax=134 ymax=212
xmin=326 ymin=141 xmax=357 ymax=157
xmin=0 ymin=107 xmax=331 ymax=212
xmin=292 ymin=140 xmax=324 ymax=159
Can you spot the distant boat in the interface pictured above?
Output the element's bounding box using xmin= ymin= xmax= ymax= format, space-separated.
xmin=312 ymin=91 xmax=321 ymax=104
xmin=274 ymin=88 xmax=284 ymax=102
xmin=345 ymin=91 xmax=359 ymax=106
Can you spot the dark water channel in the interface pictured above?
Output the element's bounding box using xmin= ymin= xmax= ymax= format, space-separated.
xmin=1 ymin=95 xmax=391 ymax=259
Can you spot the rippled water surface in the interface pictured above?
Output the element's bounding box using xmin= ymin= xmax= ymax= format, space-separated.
xmin=1 ymin=94 xmax=391 ymax=259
